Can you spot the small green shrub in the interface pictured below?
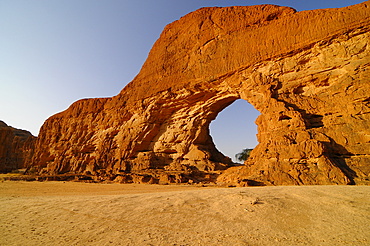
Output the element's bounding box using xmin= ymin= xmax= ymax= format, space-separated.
xmin=235 ymin=148 xmax=253 ymax=162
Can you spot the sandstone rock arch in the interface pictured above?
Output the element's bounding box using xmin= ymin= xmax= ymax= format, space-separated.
xmin=30 ymin=3 xmax=370 ymax=185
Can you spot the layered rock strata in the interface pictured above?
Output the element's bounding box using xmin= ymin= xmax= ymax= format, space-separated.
xmin=0 ymin=121 xmax=36 ymax=173
xmin=30 ymin=3 xmax=370 ymax=185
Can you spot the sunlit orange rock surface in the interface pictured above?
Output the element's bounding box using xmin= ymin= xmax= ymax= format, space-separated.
xmin=30 ymin=3 xmax=370 ymax=185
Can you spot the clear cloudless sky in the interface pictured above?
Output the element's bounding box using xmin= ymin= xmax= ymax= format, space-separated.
xmin=0 ymin=0 xmax=364 ymax=161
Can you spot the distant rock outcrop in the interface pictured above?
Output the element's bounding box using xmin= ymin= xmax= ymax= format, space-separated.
xmin=30 ymin=3 xmax=370 ymax=185
xmin=0 ymin=121 xmax=36 ymax=173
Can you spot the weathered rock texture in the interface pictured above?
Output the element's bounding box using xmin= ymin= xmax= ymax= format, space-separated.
xmin=30 ymin=3 xmax=370 ymax=185
xmin=0 ymin=121 xmax=36 ymax=173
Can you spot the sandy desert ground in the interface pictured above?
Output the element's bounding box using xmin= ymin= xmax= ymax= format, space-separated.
xmin=0 ymin=181 xmax=369 ymax=246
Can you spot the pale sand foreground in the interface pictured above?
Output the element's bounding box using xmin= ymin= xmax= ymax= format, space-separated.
xmin=0 ymin=181 xmax=369 ymax=246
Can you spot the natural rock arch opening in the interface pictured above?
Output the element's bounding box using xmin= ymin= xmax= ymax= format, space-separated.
xmin=209 ymin=99 xmax=260 ymax=163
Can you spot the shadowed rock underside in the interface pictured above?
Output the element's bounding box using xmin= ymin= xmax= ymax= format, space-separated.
xmin=29 ymin=3 xmax=370 ymax=185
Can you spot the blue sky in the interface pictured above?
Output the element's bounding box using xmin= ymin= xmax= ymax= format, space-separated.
xmin=0 ymin=0 xmax=364 ymax=161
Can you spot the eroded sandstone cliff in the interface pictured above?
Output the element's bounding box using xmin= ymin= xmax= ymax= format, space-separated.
xmin=0 ymin=121 xmax=36 ymax=173
xmin=30 ymin=2 xmax=370 ymax=185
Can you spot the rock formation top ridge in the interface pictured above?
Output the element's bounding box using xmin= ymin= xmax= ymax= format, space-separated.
xmin=118 ymin=2 xmax=369 ymax=103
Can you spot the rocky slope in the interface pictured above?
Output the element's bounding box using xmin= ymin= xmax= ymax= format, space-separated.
xmin=0 ymin=121 xmax=36 ymax=173
xmin=30 ymin=2 xmax=370 ymax=185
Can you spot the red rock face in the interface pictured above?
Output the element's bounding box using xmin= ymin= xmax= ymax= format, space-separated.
xmin=0 ymin=121 xmax=36 ymax=173
xmin=30 ymin=3 xmax=370 ymax=185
